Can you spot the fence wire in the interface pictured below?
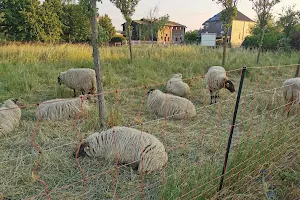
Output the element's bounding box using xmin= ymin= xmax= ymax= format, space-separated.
xmin=0 ymin=64 xmax=299 ymax=200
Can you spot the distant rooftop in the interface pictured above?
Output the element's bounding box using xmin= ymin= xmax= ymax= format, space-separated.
xmin=202 ymin=10 xmax=254 ymax=25
xmin=122 ymin=18 xmax=187 ymax=28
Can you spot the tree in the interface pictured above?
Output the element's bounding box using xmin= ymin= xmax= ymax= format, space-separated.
xmin=277 ymin=5 xmax=300 ymax=38
xmin=110 ymin=0 xmax=141 ymax=62
xmin=62 ymin=3 xmax=91 ymax=42
xmin=250 ymin=0 xmax=280 ymax=64
xmin=80 ymin=0 xmax=106 ymax=128
xmin=212 ymin=0 xmax=238 ymax=66
xmin=185 ymin=30 xmax=199 ymax=43
xmin=98 ymin=14 xmax=116 ymax=43
xmin=0 ymin=0 xmax=41 ymax=41
xmin=141 ymin=5 xmax=169 ymax=44
xmin=38 ymin=0 xmax=64 ymax=43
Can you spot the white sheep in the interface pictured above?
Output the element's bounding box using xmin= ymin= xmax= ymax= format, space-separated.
xmin=147 ymin=89 xmax=196 ymax=120
xmin=0 ymin=99 xmax=22 ymax=136
xmin=75 ymin=126 xmax=168 ymax=174
xmin=35 ymin=96 xmax=90 ymax=121
xmin=166 ymin=73 xmax=191 ymax=98
xmin=204 ymin=66 xmax=235 ymax=104
xmin=58 ymin=68 xmax=97 ymax=97
xmin=283 ymin=77 xmax=300 ymax=116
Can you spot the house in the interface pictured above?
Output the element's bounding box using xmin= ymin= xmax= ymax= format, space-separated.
xmin=121 ymin=19 xmax=187 ymax=44
xmin=200 ymin=10 xmax=255 ymax=47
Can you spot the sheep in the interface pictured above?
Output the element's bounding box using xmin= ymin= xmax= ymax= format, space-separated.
xmin=58 ymin=68 xmax=97 ymax=97
xmin=75 ymin=126 xmax=168 ymax=174
xmin=0 ymin=98 xmax=22 ymax=136
xmin=166 ymin=73 xmax=191 ymax=98
xmin=35 ymin=96 xmax=90 ymax=121
xmin=283 ymin=77 xmax=300 ymax=116
xmin=204 ymin=66 xmax=235 ymax=104
xmin=147 ymin=89 xmax=196 ymax=120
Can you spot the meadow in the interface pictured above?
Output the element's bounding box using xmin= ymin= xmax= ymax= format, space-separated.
xmin=0 ymin=43 xmax=299 ymax=199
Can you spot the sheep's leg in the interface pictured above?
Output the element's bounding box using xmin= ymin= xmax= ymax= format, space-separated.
xmin=214 ymin=94 xmax=217 ymax=104
xmin=210 ymin=90 xmax=213 ymax=105
xmin=73 ymin=89 xmax=76 ymax=97
xmin=216 ymin=91 xmax=220 ymax=98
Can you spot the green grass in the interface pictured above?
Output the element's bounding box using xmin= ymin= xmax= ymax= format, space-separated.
xmin=0 ymin=43 xmax=299 ymax=199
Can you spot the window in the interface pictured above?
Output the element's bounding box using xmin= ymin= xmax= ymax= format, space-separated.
xmin=239 ymin=33 xmax=241 ymax=39
xmin=175 ymin=37 xmax=178 ymax=41
xmin=164 ymin=37 xmax=167 ymax=41
xmin=168 ymin=37 xmax=170 ymax=41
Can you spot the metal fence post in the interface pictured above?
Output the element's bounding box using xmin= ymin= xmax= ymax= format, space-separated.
xmin=295 ymin=57 xmax=300 ymax=77
xmin=218 ymin=66 xmax=247 ymax=196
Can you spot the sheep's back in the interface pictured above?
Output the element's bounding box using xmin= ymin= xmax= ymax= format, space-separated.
xmin=283 ymin=78 xmax=300 ymax=103
xmin=0 ymin=104 xmax=21 ymax=136
xmin=147 ymin=90 xmax=196 ymax=119
xmin=86 ymin=127 xmax=167 ymax=170
xmin=61 ymin=69 xmax=96 ymax=92
xmin=166 ymin=78 xmax=190 ymax=97
xmin=205 ymin=69 xmax=227 ymax=92
xmin=36 ymin=98 xmax=87 ymax=120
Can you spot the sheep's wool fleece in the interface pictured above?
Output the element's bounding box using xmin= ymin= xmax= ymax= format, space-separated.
xmin=205 ymin=66 xmax=227 ymax=94
xmin=84 ymin=126 xmax=168 ymax=173
xmin=166 ymin=74 xmax=190 ymax=97
xmin=0 ymin=99 xmax=21 ymax=136
xmin=60 ymin=68 xmax=96 ymax=94
xmin=147 ymin=89 xmax=196 ymax=119
xmin=283 ymin=77 xmax=300 ymax=103
xmin=35 ymin=97 xmax=88 ymax=121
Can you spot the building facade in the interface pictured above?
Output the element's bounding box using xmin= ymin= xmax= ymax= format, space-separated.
xmin=121 ymin=19 xmax=186 ymax=44
xmin=200 ymin=11 xmax=255 ymax=47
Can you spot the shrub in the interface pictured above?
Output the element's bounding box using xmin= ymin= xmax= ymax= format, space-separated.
xmin=290 ymin=32 xmax=300 ymax=50
xmin=110 ymin=35 xmax=126 ymax=43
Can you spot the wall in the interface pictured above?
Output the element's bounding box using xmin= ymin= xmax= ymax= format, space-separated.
xmin=172 ymin=27 xmax=185 ymax=44
xmin=202 ymin=21 xmax=223 ymax=38
xmin=230 ymin=20 xmax=255 ymax=47
xmin=157 ymin=26 xmax=172 ymax=43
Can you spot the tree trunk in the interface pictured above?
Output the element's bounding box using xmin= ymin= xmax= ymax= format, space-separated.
xmin=127 ymin=23 xmax=133 ymax=62
xmin=295 ymin=57 xmax=300 ymax=77
xmin=91 ymin=0 xmax=106 ymax=128
xmin=222 ymin=32 xmax=227 ymax=66
xmin=256 ymin=28 xmax=265 ymax=64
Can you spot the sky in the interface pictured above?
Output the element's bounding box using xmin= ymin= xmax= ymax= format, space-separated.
xmin=97 ymin=0 xmax=300 ymax=31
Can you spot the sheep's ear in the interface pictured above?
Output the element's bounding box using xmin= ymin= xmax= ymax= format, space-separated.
xmin=147 ymin=89 xmax=155 ymax=96
xmin=12 ymin=98 xmax=23 ymax=106
xmin=57 ymin=76 xmax=62 ymax=85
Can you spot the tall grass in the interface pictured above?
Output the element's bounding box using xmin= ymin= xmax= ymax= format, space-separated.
xmin=0 ymin=44 xmax=299 ymax=199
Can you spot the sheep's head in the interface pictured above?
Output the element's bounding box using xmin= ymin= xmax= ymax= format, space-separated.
xmin=173 ymin=73 xmax=182 ymax=79
xmin=73 ymin=142 xmax=89 ymax=158
xmin=225 ymin=80 xmax=235 ymax=93
xmin=147 ymin=89 xmax=156 ymax=96
xmin=57 ymin=76 xmax=62 ymax=85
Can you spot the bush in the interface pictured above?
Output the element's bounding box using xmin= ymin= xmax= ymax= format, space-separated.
xmin=290 ymin=32 xmax=300 ymax=50
xmin=110 ymin=35 xmax=126 ymax=43
xmin=242 ymin=32 xmax=284 ymax=51
xmin=242 ymin=35 xmax=259 ymax=49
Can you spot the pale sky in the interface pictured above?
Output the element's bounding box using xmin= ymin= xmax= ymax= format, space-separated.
xmin=97 ymin=0 xmax=300 ymax=31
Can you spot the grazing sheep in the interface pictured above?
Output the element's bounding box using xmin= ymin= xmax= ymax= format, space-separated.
xmin=205 ymin=66 xmax=235 ymax=104
xmin=147 ymin=89 xmax=196 ymax=120
xmin=0 ymin=98 xmax=22 ymax=136
xmin=58 ymin=68 xmax=97 ymax=97
xmin=75 ymin=126 xmax=168 ymax=174
xmin=35 ymin=96 xmax=90 ymax=121
xmin=283 ymin=77 xmax=300 ymax=116
xmin=166 ymin=73 xmax=191 ymax=98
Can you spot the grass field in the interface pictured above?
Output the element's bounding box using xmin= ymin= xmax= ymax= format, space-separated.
xmin=0 ymin=44 xmax=299 ymax=200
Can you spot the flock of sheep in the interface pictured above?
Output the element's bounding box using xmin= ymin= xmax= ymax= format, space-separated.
xmin=0 ymin=66 xmax=299 ymax=174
